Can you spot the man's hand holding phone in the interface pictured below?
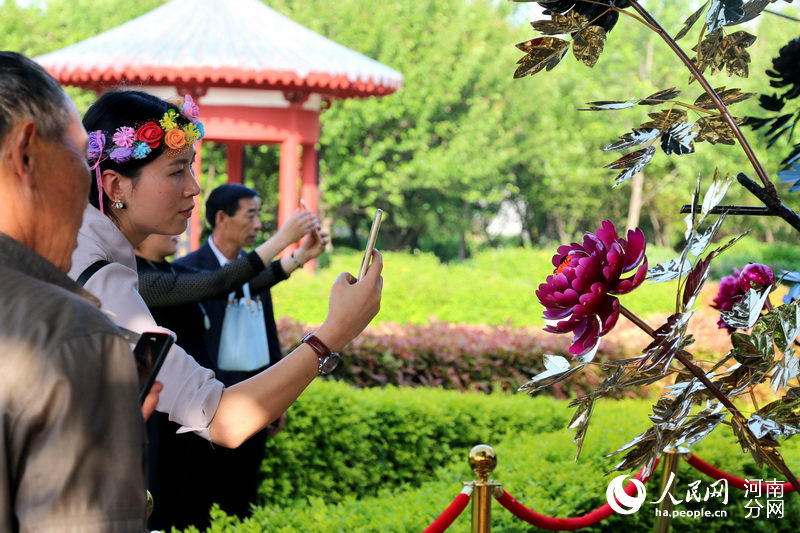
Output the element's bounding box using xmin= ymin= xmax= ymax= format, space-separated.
xmin=358 ymin=209 xmax=383 ymax=280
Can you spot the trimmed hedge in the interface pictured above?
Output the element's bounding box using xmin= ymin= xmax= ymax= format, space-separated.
xmin=184 ymin=383 xmax=800 ymax=532
xmin=277 ymin=318 xmax=650 ymax=399
xmin=256 ymin=380 xmax=570 ymax=507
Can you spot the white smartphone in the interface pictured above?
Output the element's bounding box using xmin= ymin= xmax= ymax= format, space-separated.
xmin=358 ymin=209 xmax=383 ymax=280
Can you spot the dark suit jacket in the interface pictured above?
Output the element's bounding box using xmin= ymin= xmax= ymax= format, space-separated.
xmin=173 ymin=241 xmax=288 ymax=387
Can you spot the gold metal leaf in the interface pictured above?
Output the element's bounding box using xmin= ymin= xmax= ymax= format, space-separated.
xmin=514 ymin=36 xmax=571 ymax=78
xmin=639 ymin=88 xmax=681 ymax=106
xmin=739 ymin=0 xmax=772 ymax=24
xmin=691 ymin=30 xmax=756 ymax=80
xmin=694 ymin=86 xmax=755 ymax=109
xmin=568 ymin=397 xmax=595 ymax=461
xmin=531 ymin=10 xmax=589 ymax=35
xmin=641 ymin=108 xmax=688 ymax=131
xmin=695 ymin=115 xmax=738 ymax=145
xmin=730 ymin=414 xmax=791 ymax=476
xmin=572 ymin=25 xmax=606 ymax=68
xmin=675 ymin=0 xmax=711 ymax=41
xmin=691 ymin=28 xmax=725 ymax=78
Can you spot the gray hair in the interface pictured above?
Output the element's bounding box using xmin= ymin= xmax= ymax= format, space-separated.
xmin=0 ymin=51 xmax=70 ymax=145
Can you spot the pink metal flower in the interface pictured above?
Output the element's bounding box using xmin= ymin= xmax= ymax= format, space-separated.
xmin=712 ymin=263 xmax=774 ymax=332
xmin=738 ymin=263 xmax=774 ymax=292
xmin=536 ymin=221 xmax=647 ymax=358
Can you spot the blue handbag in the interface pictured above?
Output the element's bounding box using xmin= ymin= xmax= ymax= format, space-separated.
xmin=217 ymin=283 xmax=270 ymax=371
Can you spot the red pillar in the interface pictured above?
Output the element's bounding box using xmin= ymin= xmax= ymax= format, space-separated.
xmin=226 ymin=141 xmax=244 ymax=184
xmin=190 ymin=140 xmax=203 ymax=251
xmin=278 ymin=133 xmax=301 ymax=255
xmin=301 ymin=143 xmax=319 ymax=271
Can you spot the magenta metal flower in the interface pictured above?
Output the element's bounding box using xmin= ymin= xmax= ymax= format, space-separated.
xmin=738 ymin=263 xmax=774 ymax=292
xmin=711 ymin=263 xmax=774 ymax=332
xmin=536 ymin=221 xmax=647 ymax=358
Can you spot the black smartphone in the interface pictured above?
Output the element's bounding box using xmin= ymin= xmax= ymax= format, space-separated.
xmin=133 ymin=332 xmax=174 ymax=405
xmin=358 ymin=209 xmax=383 ymax=280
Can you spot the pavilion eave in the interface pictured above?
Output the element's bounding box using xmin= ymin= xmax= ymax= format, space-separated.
xmin=45 ymin=65 xmax=401 ymax=99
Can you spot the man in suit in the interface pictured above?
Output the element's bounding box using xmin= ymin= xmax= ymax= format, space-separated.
xmin=174 ymin=183 xmax=325 ymax=520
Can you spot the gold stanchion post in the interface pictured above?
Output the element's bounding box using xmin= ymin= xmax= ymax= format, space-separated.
xmin=653 ymin=451 xmax=681 ymax=533
xmin=469 ymin=445 xmax=501 ymax=533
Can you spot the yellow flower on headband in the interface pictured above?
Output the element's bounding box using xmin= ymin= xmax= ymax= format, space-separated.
xmin=182 ymin=123 xmax=200 ymax=144
xmin=159 ymin=109 xmax=179 ymax=131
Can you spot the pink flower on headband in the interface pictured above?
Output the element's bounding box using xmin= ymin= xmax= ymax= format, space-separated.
xmin=112 ymin=127 xmax=136 ymax=148
xmin=87 ymin=131 xmax=105 ymax=158
xmin=181 ymin=94 xmax=200 ymax=122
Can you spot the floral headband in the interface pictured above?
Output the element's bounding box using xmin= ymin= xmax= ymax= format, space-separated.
xmin=87 ymin=94 xmax=205 ymax=213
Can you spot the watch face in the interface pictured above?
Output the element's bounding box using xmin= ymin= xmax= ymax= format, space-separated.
xmin=319 ymin=353 xmax=340 ymax=374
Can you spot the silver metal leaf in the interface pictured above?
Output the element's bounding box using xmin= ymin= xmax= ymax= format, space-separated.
xmin=701 ymin=169 xmax=735 ymax=216
xmin=748 ymin=413 xmax=800 ymax=439
xmin=518 ymin=354 xmax=585 ymax=394
xmin=688 ymin=216 xmax=726 ymax=257
xmin=606 ymin=147 xmax=656 ymax=188
xmin=770 ymin=353 xmax=799 ymax=394
xmin=774 ymin=301 xmax=800 ymax=353
xmin=580 ymin=98 xmax=637 ymax=111
xmin=647 ymin=257 xmax=693 ymax=284
xmin=673 ymin=402 xmax=727 ymax=449
xmin=706 ymin=0 xmax=745 ymax=33
xmin=719 ymin=288 xmax=771 ymax=330
xmin=660 ymin=121 xmax=697 ymax=156
xmin=603 ymin=127 xmax=661 ymax=151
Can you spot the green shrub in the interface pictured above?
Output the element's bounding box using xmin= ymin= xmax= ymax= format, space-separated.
xmin=709 ymin=239 xmax=800 ymax=279
xmin=256 ymin=380 xmax=570 ymax=507
xmin=191 ymin=388 xmax=800 ymax=532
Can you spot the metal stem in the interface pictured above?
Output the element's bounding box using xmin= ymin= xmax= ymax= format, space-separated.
xmin=679 ymin=205 xmax=774 ymax=216
xmin=618 ymin=305 xmax=800 ymax=495
xmin=626 ymin=1 xmax=777 ymax=196
xmin=736 ymin=173 xmax=800 ymax=232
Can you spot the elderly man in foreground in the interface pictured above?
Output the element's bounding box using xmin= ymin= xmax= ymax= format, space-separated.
xmin=0 ymin=51 xmax=147 ymax=531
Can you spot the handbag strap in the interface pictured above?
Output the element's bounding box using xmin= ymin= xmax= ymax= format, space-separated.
xmin=75 ymin=259 xmax=142 ymax=344
xmin=228 ymin=282 xmax=252 ymax=303
xmin=76 ymin=259 xmax=111 ymax=287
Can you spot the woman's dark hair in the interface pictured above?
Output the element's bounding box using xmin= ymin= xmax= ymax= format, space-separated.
xmin=82 ymin=89 xmax=191 ymax=213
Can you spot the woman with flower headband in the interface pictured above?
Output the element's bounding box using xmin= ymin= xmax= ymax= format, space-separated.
xmin=68 ymin=89 xmax=382 ymax=450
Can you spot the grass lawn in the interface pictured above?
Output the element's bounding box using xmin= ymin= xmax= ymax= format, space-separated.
xmin=272 ymin=247 xmax=682 ymax=327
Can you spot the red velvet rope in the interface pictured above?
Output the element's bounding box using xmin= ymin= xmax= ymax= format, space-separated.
xmin=494 ymin=459 xmax=658 ymax=531
xmin=686 ymin=454 xmax=795 ymax=492
xmin=423 ymin=490 xmax=472 ymax=533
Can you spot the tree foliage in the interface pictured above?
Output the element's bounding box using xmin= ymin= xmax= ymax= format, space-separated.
xmin=1 ymin=0 xmax=797 ymax=257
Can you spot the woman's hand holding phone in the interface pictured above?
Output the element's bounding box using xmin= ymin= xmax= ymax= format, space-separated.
xmin=358 ymin=209 xmax=383 ymax=280
xmin=315 ymin=250 xmax=383 ymax=352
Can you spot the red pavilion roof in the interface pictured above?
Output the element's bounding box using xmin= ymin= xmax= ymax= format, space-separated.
xmin=36 ymin=0 xmax=402 ymax=99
